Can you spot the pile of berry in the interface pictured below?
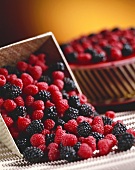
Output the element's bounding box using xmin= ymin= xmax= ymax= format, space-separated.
xmin=0 ymin=53 xmax=135 ymax=163
xmin=60 ymin=27 xmax=135 ymax=64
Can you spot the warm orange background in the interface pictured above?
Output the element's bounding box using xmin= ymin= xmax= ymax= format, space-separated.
xmin=0 ymin=0 xmax=135 ymax=47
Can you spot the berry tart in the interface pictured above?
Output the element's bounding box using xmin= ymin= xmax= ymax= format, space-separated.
xmin=61 ymin=28 xmax=135 ymax=106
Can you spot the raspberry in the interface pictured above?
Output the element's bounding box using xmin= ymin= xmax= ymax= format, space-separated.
xmin=28 ymin=54 xmax=38 ymax=65
xmin=54 ymin=127 xmax=65 ymax=144
xmin=41 ymin=129 xmax=50 ymax=136
xmin=104 ymin=125 xmax=113 ymax=135
xmin=17 ymin=61 xmax=28 ymax=72
xmin=28 ymin=66 xmax=42 ymax=80
xmin=44 ymin=119 xmax=55 ymax=130
xmin=3 ymin=116 xmax=13 ymax=127
xmin=53 ymin=79 xmax=64 ymax=91
xmin=78 ymin=143 xmax=93 ymax=159
xmin=0 ymin=98 xmax=4 ymax=108
xmin=0 ymin=68 xmax=8 ymax=77
xmin=46 ymin=134 xmax=55 ymax=146
xmin=9 ymin=126 xmax=19 ymax=139
xmin=23 ymin=85 xmax=39 ymax=96
xmin=105 ymin=134 xmax=117 ymax=146
xmin=11 ymin=78 xmax=23 ymax=89
xmin=126 ymin=128 xmax=135 ymax=137
xmin=30 ymin=134 xmax=45 ymax=147
xmin=32 ymin=110 xmax=44 ymax=120
xmin=97 ymin=139 xmax=113 ymax=156
xmin=48 ymin=84 xmax=59 ymax=94
xmin=37 ymin=144 xmax=46 ymax=152
xmin=48 ymin=147 xmax=60 ymax=161
xmin=82 ymin=136 xmax=96 ymax=152
xmin=14 ymin=96 xmax=24 ymax=106
xmin=78 ymin=93 xmax=87 ymax=104
xmin=36 ymin=82 xmax=48 ymax=91
xmin=32 ymin=100 xmax=45 ymax=110
xmin=105 ymin=111 xmax=116 ymax=119
xmin=92 ymin=116 xmax=104 ymax=126
xmin=34 ymin=90 xmax=51 ymax=102
xmin=25 ymin=95 xmax=34 ymax=106
xmin=64 ymin=119 xmax=78 ymax=134
xmin=111 ymin=48 xmax=122 ymax=60
xmin=77 ymin=121 xmax=92 ymax=137
xmin=92 ymin=124 xmax=104 ymax=134
xmin=47 ymin=142 xmax=58 ymax=150
xmin=56 ymin=99 xmax=69 ymax=117
xmin=0 ymin=75 xmax=6 ymax=86
xmin=35 ymin=60 xmax=48 ymax=71
xmin=77 ymin=116 xmax=92 ymax=126
xmin=45 ymin=100 xmax=55 ymax=108
xmin=38 ymin=53 xmax=46 ymax=62
xmin=52 ymin=71 xmax=64 ymax=80
xmin=77 ymin=53 xmax=92 ymax=64
xmin=6 ymin=74 xmax=17 ymax=83
xmin=3 ymin=99 xmax=17 ymax=112
xmin=51 ymin=91 xmax=63 ymax=103
xmin=21 ymin=73 xmax=34 ymax=87
xmin=17 ymin=116 xmax=31 ymax=131
xmin=61 ymin=134 xmax=78 ymax=146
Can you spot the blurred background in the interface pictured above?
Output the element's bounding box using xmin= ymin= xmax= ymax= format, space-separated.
xmin=0 ymin=0 xmax=135 ymax=47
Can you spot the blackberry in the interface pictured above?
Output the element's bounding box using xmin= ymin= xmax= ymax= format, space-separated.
xmin=39 ymin=75 xmax=52 ymax=85
xmin=26 ymin=120 xmax=44 ymax=136
xmin=77 ymin=121 xmax=91 ymax=137
xmin=102 ymin=45 xmax=111 ymax=56
xmin=84 ymin=48 xmax=96 ymax=56
xmin=93 ymin=111 xmax=100 ymax=117
xmin=63 ymin=107 xmax=79 ymax=122
xmin=57 ymin=118 xmax=65 ymax=127
xmin=102 ymin=116 xmax=113 ymax=125
xmin=90 ymin=132 xmax=104 ymax=143
xmin=111 ymin=27 xmax=120 ymax=32
xmin=49 ymin=62 xmax=65 ymax=72
xmin=45 ymin=134 xmax=55 ymax=146
xmin=60 ymin=43 xmax=69 ymax=50
xmin=62 ymin=90 xmax=69 ymax=99
xmin=122 ymin=44 xmax=133 ymax=56
xmin=34 ymin=90 xmax=51 ymax=102
xmin=64 ymin=78 xmax=76 ymax=92
xmin=112 ymin=122 xmax=127 ymax=136
xmin=4 ymin=65 xmax=22 ymax=77
xmin=16 ymin=138 xmax=29 ymax=153
xmin=23 ymin=146 xmax=44 ymax=163
xmin=68 ymin=95 xmax=81 ymax=108
xmin=44 ymin=106 xmax=58 ymax=121
xmin=92 ymin=52 xmax=105 ymax=63
xmin=9 ymin=106 xmax=26 ymax=121
xmin=73 ymin=142 xmax=81 ymax=152
xmin=88 ymin=33 xmax=96 ymax=37
xmin=1 ymin=83 xmax=22 ymax=99
xmin=60 ymin=146 xmax=76 ymax=162
xmin=66 ymin=52 xmax=78 ymax=63
xmin=117 ymin=133 xmax=135 ymax=151
xmin=79 ymin=104 xmax=94 ymax=117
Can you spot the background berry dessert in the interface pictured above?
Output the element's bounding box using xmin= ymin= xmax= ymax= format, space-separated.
xmin=60 ymin=28 xmax=135 ymax=106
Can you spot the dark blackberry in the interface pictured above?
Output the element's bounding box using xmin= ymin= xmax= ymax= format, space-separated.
xmin=62 ymin=90 xmax=69 ymax=99
xmin=129 ymin=27 xmax=135 ymax=31
xmin=93 ymin=111 xmax=100 ymax=117
xmin=102 ymin=116 xmax=113 ymax=125
xmin=39 ymin=75 xmax=52 ymax=85
xmin=102 ymin=45 xmax=111 ymax=56
xmin=92 ymin=52 xmax=106 ymax=63
xmin=23 ymin=146 xmax=44 ymax=163
xmin=45 ymin=134 xmax=55 ymax=146
xmin=57 ymin=118 xmax=65 ymax=127
xmin=68 ymin=95 xmax=81 ymax=108
xmin=79 ymin=104 xmax=94 ymax=117
xmin=66 ymin=52 xmax=78 ymax=63
xmin=63 ymin=107 xmax=79 ymax=122
xmin=77 ymin=121 xmax=91 ymax=137
xmin=111 ymin=27 xmax=120 ymax=32
xmin=60 ymin=43 xmax=69 ymax=50
xmin=34 ymin=90 xmax=51 ymax=102
xmin=122 ymin=44 xmax=133 ymax=56
xmin=4 ymin=65 xmax=22 ymax=77
xmin=1 ymin=83 xmax=22 ymax=99
xmin=64 ymin=78 xmax=76 ymax=92
xmin=90 ymin=132 xmax=104 ymax=143
xmin=112 ymin=122 xmax=127 ymax=136
xmin=26 ymin=120 xmax=44 ymax=136
xmin=73 ymin=142 xmax=81 ymax=152
xmin=60 ymin=146 xmax=76 ymax=162
xmin=117 ymin=133 xmax=135 ymax=151
xmin=84 ymin=48 xmax=96 ymax=56
xmin=49 ymin=62 xmax=65 ymax=72
xmin=88 ymin=33 xmax=96 ymax=37
xmin=9 ymin=106 xmax=26 ymax=121
xmin=16 ymin=138 xmax=29 ymax=153
xmin=44 ymin=106 xmax=58 ymax=121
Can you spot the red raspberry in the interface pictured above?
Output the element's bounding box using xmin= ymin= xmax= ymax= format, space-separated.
xmin=78 ymin=143 xmax=93 ymax=159
xmin=73 ymin=44 xmax=84 ymax=53
xmin=6 ymin=74 xmax=17 ymax=83
xmin=64 ymin=45 xmax=74 ymax=54
xmin=38 ymin=53 xmax=46 ymax=62
xmin=61 ymin=134 xmax=78 ymax=146
xmin=92 ymin=116 xmax=104 ymax=126
xmin=126 ymin=128 xmax=135 ymax=137
xmin=17 ymin=61 xmax=28 ymax=72
xmin=28 ymin=54 xmax=38 ymax=65
xmin=0 ymin=75 xmax=6 ymax=86
xmin=14 ymin=96 xmax=24 ymax=106
xmin=23 ymin=84 xmax=38 ymax=96
xmin=29 ymin=66 xmax=42 ymax=80
xmin=41 ymin=129 xmax=50 ymax=136
xmin=48 ymin=84 xmax=59 ymax=94
xmin=21 ymin=73 xmax=34 ymax=87
xmin=30 ymin=134 xmax=45 ymax=147
xmin=1 ymin=109 xmax=8 ymax=117
xmin=3 ymin=99 xmax=17 ymax=112
xmin=111 ymin=48 xmax=122 ymax=60
xmin=54 ymin=127 xmax=65 ymax=144
xmin=51 ymin=91 xmax=63 ymax=103
xmin=92 ymin=124 xmax=104 ymax=134
xmin=32 ymin=110 xmax=44 ymax=120
xmin=36 ymin=82 xmax=48 ymax=91
xmin=82 ymin=136 xmax=96 ymax=152
xmin=104 ymin=125 xmax=113 ymax=135
xmin=25 ymin=95 xmax=34 ymax=106
xmin=0 ymin=68 xmax=8 ymax=77
xmin=105 ymin=111 xmax=116 ymax=119
xmin=44 ymin=119 xmax=55 ymax=130
xmin=47 ymin=143 xmax=58 ymax=150
xmin=77 ymin=116 xmax=92 ymax=126
xmin=78 ymin=53 xmax=92 ymax=64
xmin=32 ymin=100 xmax=45 ymax=110
xmin=0 ymin=98 xmax=4 ymax=108
xmin=45 ymin=100 xmax=55 ymax=108
xmin=56 ymin=99 xmax=69 ymax=117
xmin=64 ymin=119 xmax=78 ymax=134
xmin=68 ymin=91 xmax=77 ymax=96
xmin=3 ymin=116 xmax=13 ymax=127
xmin=53 ymin=79 xmax=64 ymax=91
xmin=112 ymin=120 xmax=123 ymax=127
xmin=78 ymin=93 xmax=87 ymax=104
xmin=17 ymin=116 xmax=31 ymax=131
xmin=35 ymin=60 xmax=48 ymax=71
xmin=105 ymin=134 xmax=117 ymax=146
xmin=37 ymin=144 xmax=46 ymax=152
xmin=52 ymin=71 xmax=64 ymax=80
xmin=11 ymin=78 xmax=23 ymax=89
xmin=48 ymin=147 xmax=60 ymax=161
xmin=9 ymin=126 xmax=19 ymax=139
xmin=97 ymin=139 xmax=113 ymax=156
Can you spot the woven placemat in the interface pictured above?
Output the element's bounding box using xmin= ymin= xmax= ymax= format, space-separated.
xmin=0 ymin=111 xmax=135 ymax=170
